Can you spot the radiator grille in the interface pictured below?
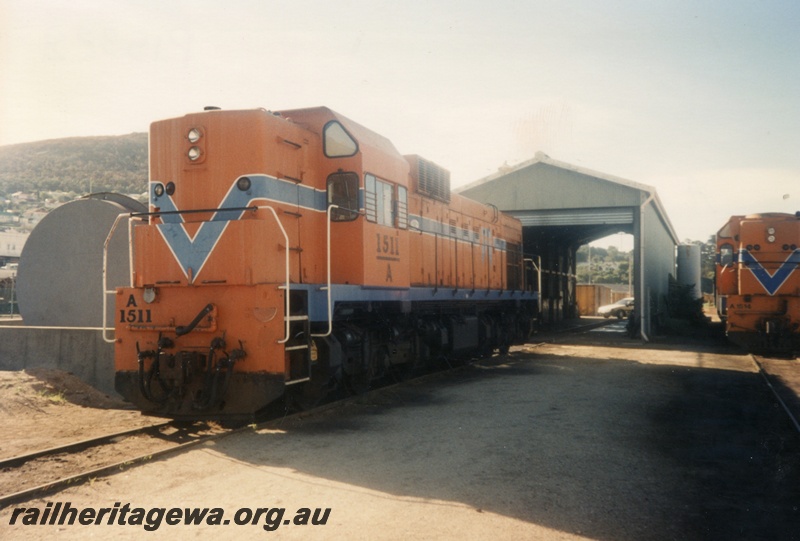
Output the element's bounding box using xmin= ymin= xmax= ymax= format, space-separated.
xmin=417 ymin=158 xmax=451 ymax=203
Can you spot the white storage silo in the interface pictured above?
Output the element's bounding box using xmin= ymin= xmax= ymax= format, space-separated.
xmin=676 ymin=244 xmax=702 ymax=300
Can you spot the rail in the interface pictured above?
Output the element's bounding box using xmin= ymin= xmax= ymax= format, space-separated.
xmin=0 ymin=422 xmax=232 ymax=507
xmin=0 ymin=422 xmax=171 ymax=469
xmin=751 ymin=354 xmax=800 ymax=434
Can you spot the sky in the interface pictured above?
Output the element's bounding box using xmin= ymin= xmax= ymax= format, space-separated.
xmin=1 ymin=0 xmax=798 ymax=246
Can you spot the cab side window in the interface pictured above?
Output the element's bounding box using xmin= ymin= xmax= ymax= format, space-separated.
xmin=718 ymin=243 xmax=734 ymax=266
xmin=365 ymin=174 xmax=394 ymax=227
xmin=327 ymin=172 xmax=359 ymax=222
xmin=396 ymin=186 xmax=408 ymax=229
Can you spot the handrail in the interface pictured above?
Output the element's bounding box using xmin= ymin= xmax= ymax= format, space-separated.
xmin=129 ymin=205 xmax=257 ymax=218
xmin=524 ymin=256 xmax=542 ymax=315
xmin=102 ymin=213 xmax=130 ymax=343
xmin=311 ymin=204 xmax=337 ymax=338
xmin=255 ymin=205 xmax=291 ymax=344
xmin=102 ymin=205 xmax=292 ymax=345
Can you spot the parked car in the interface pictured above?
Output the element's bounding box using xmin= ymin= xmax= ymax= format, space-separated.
xmin=598 ymin=297 xmax=634 ymax=319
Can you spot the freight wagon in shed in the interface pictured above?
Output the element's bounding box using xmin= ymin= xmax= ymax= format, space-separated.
xmin=457 ymin=152 xmax=680 ymax=339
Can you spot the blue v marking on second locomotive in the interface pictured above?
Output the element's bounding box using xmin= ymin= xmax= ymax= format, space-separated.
xmin=740 ymin=249 xmax=800 ymax=295
xmin=149 ymin=176 xmax=326 ymax=282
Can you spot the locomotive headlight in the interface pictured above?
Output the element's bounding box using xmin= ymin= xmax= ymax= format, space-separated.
xmin=187 ymin=128 xmax=202 ymax=143
xmin=188 ymin=146 xmax=202 ymax=161
xmin=767 ymin=227 xmax=775 ymax=235
xmin=768 ymin=235 xmax=776 ymax=243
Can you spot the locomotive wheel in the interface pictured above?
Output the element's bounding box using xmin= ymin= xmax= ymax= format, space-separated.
xmin=346 ymin=346 xmax=392 ymax=395
xmin=388 ymin=356 xmax=413 ymax=383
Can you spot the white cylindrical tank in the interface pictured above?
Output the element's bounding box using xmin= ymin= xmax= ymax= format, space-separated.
xmin=676 ymin=244 xmax=702 ymax=300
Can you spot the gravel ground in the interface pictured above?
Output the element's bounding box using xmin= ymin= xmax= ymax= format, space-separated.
xmin=0 ymin=368 xmax=156 ymax=460
xmin=2 ymin=322 xmax=799 ymax=540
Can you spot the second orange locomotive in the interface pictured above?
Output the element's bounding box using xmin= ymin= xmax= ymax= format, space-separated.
xmin=113 ymin=107 xmax=537 ymax=419
xmin=716 ymin=212 xmax=800 ymax=353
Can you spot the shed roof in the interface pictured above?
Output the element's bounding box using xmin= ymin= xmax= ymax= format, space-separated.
xmin=456 ymin=152 xmax=680 ymax=245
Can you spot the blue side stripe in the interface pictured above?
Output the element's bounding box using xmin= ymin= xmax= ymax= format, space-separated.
xmin=147 ymin=175 xmax=512 ymax=282
xmin=408 ymin=213 xmax=507 ymax=250
xmin=150 ymin=175 xmax=327 ymax=222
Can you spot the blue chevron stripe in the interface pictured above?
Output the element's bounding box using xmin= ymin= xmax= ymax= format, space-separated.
xmin=148 ymin=175 xmax=326 ymax=282
xmin=739 ymin=249 xmax=800 ymax=295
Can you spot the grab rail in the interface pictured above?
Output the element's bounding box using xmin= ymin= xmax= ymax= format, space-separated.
xmin=102 ymin=213 xmax=130 ymax=343
xmin=311 ymin=204 xmax=337 ymax=338
xmin=256 ymin=205 xmax=292 ymax=344
xmin=102 ymin=204 xmax=293 ymax=345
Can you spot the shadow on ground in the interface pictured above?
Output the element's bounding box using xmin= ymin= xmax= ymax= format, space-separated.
xmin=212 ymin=338 xmax=800 ymax=541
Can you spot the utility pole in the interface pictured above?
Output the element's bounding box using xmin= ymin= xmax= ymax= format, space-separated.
xmin=588 ymin=245 xmax=592 ymax=284
xmin=628 ymin=252 xmax=633 ymax=296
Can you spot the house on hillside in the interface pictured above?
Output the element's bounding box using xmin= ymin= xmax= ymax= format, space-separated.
xmin=21 ymin=208 xmax=49 ymax=229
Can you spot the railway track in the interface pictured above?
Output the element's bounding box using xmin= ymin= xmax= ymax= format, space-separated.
xmin=0 ymin=421 xmax=233 ymax=508
xmin=3 ymin=340 xmax=789 ymax=513
xmin=0 ymin=349 xmax=519 ymax=507
xmin=0 ymin=323 xmax=617 ymax=508
xmin=0 ymin=374 xmax=423 ymax=506
xmin=751 ymin=354 xmax=800 ymax=434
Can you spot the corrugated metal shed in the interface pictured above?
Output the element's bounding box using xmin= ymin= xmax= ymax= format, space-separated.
xmin=456 ymin=152 xmax=679 ymax=339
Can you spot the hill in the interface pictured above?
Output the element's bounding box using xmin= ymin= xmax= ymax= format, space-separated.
xmin=0 ymin=133 xmax=148 ymax=196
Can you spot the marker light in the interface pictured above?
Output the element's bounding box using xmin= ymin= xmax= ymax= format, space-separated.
xmin=188 ymin=128 xmax=202 ymax=143
xmin=237 ymin=176 xmax=252 ymax=192
xmin=143 ymin=287 xmax=157 ymax=304
xmin=153 ymin=184 xmax=165 ymax=197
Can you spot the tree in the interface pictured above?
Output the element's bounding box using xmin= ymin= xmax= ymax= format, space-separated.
xmin=700 ymin=235 xmax=716 ymax=280
xmin=576 ymin=244 xmax=633 ymax=285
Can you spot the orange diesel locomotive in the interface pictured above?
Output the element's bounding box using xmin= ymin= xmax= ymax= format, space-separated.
xmin=112 ymin=107 xmax=537 ymax=419
xmin=716 ymin=212 xmax=800 ymax=353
